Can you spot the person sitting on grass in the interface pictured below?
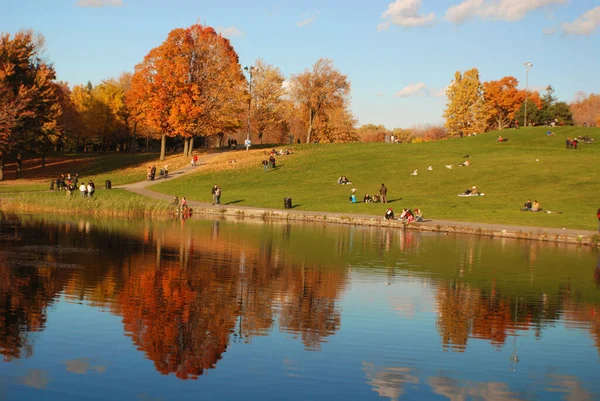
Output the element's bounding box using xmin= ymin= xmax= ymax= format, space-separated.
xmin=400 ymin=209 xmax=415 ymax=222
xmin=385 ymin=208 xmax=395 ymax=220
xmin=338 ymin=175 xmax=350 ymax=185
xmin=463 ymin=186 xmax=478 ymax=195
xmin=363 ymin=193 xmax=372 ymax=203
xmin=413 ymin=208 xmax=423 ymax=222
xmin=459 ymin=160 xmax=471 ymax=167
xmin=522 ymin=199 xmax=532 ymax=211
xmin=349 ymin=188 xmax=357 ymax=203
xmin=531 ymin=200 xmax=541 ymax=212
xmin=372 ymin=193 xmax=380 ymax=203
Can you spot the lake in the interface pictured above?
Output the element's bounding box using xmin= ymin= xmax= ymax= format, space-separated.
xmin=0 ymin=213 xmax=599 ymax=401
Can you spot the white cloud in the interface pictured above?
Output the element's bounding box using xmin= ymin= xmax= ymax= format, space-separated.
xmin=216 ymin=26 xmax=245 ymax=38
xmin=297 ymin=11 xmax=318 ymax=27
xmin=562 ymin=6 xmax=600 ymax=36
xmin=446 ymin=0 xmax=566 ymax=24
xmin=378 ymin=0 xmax=435 ymax=31
xmin=433 ymin=86 xmax=449 ymax=97
xmin=76 ymin=0 xmax=122 ymax=7
xmin=396 ymin=83 xmax=428 ymax=97
xmin=542 ymin=27 xmax=557 ymax=35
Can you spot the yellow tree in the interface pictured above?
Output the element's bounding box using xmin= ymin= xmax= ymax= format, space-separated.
xmin=443 ymin=68 xmax=487 ymax=137
xmin=313 ymin=103 xmax=357 ymax=142
xmin=249 ymin=59 xmax=286 ymax=143
xmin=290 ymin=58 xmax=351 ymax=143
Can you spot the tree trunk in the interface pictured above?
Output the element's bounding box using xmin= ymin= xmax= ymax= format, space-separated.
xmin=160 ymin=134 xmax=166 ymax=161
xmin=306 ymin=110 xmax=315 ymax=144
xmin=41 ymin=153 xmax=45 ymax=168
xmin=183 ymin=138 xmax=189 ymax=157
xmin=145 ymin=135 xmax=149 ymax=153
xmin=0 ymin=157 xmax=4 ymax=181
xmin=16 ymin=154 xmax=22 ymax=179
xmin=189 ymin=137 xmax=194 ymax=156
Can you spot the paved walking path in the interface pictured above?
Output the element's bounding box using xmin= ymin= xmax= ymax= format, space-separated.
xmin=118 ymin=154 xmax=598 ymax=242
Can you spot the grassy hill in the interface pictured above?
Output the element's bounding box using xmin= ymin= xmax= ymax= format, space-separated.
xmin=153 ymin=126 xmax=600 ymax=230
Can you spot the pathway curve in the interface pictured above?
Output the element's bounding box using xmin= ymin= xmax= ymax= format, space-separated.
xmin=118 ymin=153 xmax=598 ymax=241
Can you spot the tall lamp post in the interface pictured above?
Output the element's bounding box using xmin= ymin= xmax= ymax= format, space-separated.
xmin=243 ymin=66 xmax=257 ymax=151
xmin=523 ymin=62 xmax=533 ymax=128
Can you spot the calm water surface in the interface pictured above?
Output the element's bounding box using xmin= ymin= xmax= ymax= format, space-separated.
xmin=0 ymin=213 xmax=599 ymax=401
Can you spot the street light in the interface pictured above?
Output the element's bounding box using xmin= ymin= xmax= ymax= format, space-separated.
xmin=523 ymin=62 xmax=533 ymax=128
xmin=243 ymin=66 xmax=258 ymax=151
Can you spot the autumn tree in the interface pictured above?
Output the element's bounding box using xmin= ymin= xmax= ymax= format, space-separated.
xmin=0 ymin=30 xmax=61 ymax=180
xmin=128 ymin=25 xmax=245 ymax=160
xmin=290 ymin=58 xmax=351 ymax=143
xmin=312 ymin=103 xmax=357 ymax=142
xmin=391 ymin=128 xmax=415 ymax=143
xmin=483 ymin=76 xmax=523 ymax=130
xmin=357 ymin=124 xmax=389 ymax=142
xmin=570 ymin=92 xmax=600 ymax=126
xmin=443 ymin=68 xmax=487 ymax=137
xmin=514 ymin=90 xmax=542 ymax=126
xmin=249 ymin=59 xmax=286 ymax=143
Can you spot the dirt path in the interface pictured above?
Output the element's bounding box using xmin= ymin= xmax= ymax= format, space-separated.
xmin=118 ymin=152 xmax=598 ymax=240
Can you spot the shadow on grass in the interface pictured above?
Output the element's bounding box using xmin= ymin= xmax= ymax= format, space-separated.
xmin=291 ymin=204 xmax=302 ymax=209
xmin=387 ymin=198 xmax=403 ymax=203
xmin=225 ymin=199 xmax=245 ymax=205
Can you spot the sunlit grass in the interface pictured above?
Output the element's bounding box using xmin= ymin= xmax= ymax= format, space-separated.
xmin=0 ymin=189 xmax=173 ymax=217
xmin=153 ymin=127 xmax=600 ymax=230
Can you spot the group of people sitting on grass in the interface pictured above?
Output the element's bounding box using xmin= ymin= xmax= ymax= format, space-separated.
xmin=337 ymin=175 xmax=352 ymax=185
xmin=271 ymin=148 xmax=292 ymax=156
xmin=521 ymin=199 xmax=541 ymax=212
xmin=362 ymin=193 xmax=381 ymax=203
xmin=462 ymin=186 xmax=480 ymax=195
xmin=384 ymin=208 xmax=423 ymax=222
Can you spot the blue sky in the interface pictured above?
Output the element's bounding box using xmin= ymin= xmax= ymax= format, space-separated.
xmin=2 ymin=0 xmax=599 ymax=129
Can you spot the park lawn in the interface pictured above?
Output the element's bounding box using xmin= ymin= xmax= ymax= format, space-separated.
xmin=0 ymin=188 xmax=173 ymax=217
xmin=152 ymin=126 xmax=600 ymax=231
xmin=0 ymin=152 xmax=192 ymax=193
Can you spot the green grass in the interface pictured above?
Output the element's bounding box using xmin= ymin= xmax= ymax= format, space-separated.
xmin=0 ymin=189 xmax=173 ymax=217
xmin=152 ymin=126 xmax=600 ymax=230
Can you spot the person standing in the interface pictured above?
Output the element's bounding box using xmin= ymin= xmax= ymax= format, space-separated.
xmin=211 ymin=184 xmax=218 ymax=205
xmin=215 ymin=186 xmax=222 ymax=205
xmin=597 ymin=208 xmax=600 ymax=233
xmin=380 ymin=183 xmax=388 ymax=203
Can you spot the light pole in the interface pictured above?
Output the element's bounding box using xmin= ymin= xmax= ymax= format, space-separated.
xmin=243 ymin=66 xmax=257 ymax=151
xmin=523 ymin=62 xmax=533 ymax=128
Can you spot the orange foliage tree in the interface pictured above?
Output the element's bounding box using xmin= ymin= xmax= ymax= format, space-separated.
xmin=127 ymin=25 xmax=245 ymax=160
xmin=0 ymin=30 xmax=61 ymax=180
xmin=570 ymin=92 xmax=600 ymax=127
xmin=483 ymin=76 xmax=524 ymax=130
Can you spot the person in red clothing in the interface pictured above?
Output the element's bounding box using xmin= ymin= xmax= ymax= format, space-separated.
xmin=597 ymin=208 xmax=600 ymax=232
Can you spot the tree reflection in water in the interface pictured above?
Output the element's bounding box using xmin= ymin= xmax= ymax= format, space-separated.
xmin=1 ymin=214 xmax=600 ymax=383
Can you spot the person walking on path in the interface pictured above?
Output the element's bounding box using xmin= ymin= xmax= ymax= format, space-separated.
xmin=380 ymin=183 xmax=388 ymax=204
xmin=211 ymin=184 xmax=218 ymax=205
